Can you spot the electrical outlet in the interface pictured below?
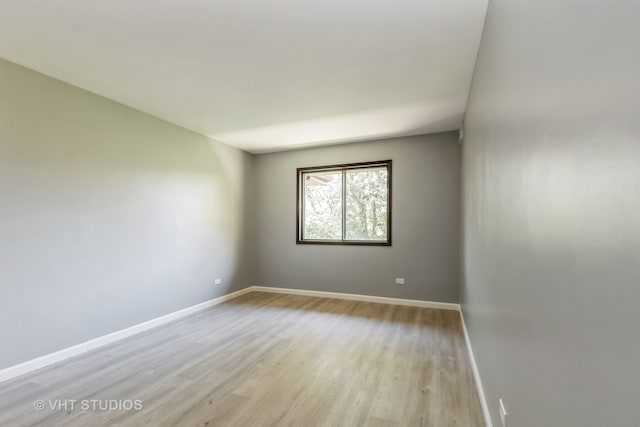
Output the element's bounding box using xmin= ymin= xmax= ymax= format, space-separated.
xmin=499 ymin=398 xmax=508 ymax=427
xmin=214 ymin=278 xmax=222 ymax=285
xmin=395 ymin=278 xmax=405 ymax=285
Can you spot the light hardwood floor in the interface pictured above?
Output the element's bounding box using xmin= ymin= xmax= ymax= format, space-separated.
xmin=0 ymin=292 xmax=484 ymax=427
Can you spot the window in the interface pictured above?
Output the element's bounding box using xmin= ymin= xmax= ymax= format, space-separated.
xmin=297 ymin=160 xmax=392 ymax=245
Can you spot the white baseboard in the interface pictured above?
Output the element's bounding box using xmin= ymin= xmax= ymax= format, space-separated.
xmin=0 ymin=286 xmax=253 ymax=384
xmin=251 ymin=286 xmax=461 ymax=311
xmin=459 ymin=308 xmax=493 ymax=427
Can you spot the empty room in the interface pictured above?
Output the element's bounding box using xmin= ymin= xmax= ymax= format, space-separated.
xmin=1 ymin=0 xmax=638 ymax=426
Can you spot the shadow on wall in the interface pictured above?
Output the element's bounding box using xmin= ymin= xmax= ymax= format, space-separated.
xmin=209 ymin=138 xmax=256 ymax=295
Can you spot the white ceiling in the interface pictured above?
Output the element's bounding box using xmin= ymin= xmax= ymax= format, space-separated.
xmin=0 ymin=0 xmax=488 ymax=153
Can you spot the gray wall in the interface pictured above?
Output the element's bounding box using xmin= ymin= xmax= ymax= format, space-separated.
xmin=0 ymin=58 xmax=255 ymax=369
xmin=461 ymin=1 xmax=640 ymax=426
xmin=255 ymin=133 xmax=461 ymax=302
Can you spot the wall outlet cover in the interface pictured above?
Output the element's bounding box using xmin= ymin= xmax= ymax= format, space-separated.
xmin=214 ymin=279 xmax=222 ymax=285
xmin=395 ymin=278 xmax=405 ymax=285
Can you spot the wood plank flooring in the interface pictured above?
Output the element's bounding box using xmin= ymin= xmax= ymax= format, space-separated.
xmin=0 ymin=292 xmax=484 ymax=427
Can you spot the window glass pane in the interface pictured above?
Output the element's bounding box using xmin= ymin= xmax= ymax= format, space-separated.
xmin=345 ymin=167 xmax=388 ymax=241
xmin=303 ymin=171 xmax=343 ymax=240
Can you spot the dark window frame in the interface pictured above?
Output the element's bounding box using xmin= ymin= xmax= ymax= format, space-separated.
xmin=296 ymin=160 xmax=392 ymax=246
